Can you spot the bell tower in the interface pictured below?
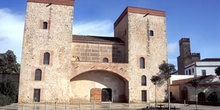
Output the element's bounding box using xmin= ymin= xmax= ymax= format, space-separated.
xmin=19 ymin=0 xmax=74 ymax=103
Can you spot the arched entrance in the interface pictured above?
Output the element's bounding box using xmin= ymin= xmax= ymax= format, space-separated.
xmin=198 ymin=92 xmax=206 ymax=102
xmin=70 ymin=70 xmax=128 ymax=103
xmin=102 ymin=88 xmax=112 ymax=102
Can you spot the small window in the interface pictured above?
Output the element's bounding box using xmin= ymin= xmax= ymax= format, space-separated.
xmin=43 ymin=22 xmax=48 ymax=29
xmin=185 ymin=70 xmax=188 ymax=75
xmin=35 ymin=69 xmax=42 ymax=81
xmin=140 ymin=57 xmax=145 ymax=69
xmin=103 ymin=58 xmax=109 ymax=63
xmin=149 ymin=30 xmax=154 ymax=36
xmin=202 ymin=70 xmax=206 ymax=76
xmin=192 ymin=68 xmax=194 ymax=73
xmin=141 ymin=75 xmax=147 ymax=86
xmin=189 ymin=69 xmax=191 ymax=75
xmin=141 ymin=90 xmax=147 ymax=101
xmin=43 ymin=52 xmax=50 ymax=65
xmin=34 ymin=89 xmax=41 ymax=102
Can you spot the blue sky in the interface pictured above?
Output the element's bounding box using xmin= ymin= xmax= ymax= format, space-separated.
xmin=0 ymin=0 xmax=220 ymax=68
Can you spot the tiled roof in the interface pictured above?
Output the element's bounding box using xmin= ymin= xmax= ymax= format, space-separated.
xmin=72 ymin=35 xmax=124 ymax=45
xmin=171 ymin=75 xmax=209 ymax=85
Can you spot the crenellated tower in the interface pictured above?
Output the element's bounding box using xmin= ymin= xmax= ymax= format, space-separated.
xmin=19 ymin=0 xmax=74 ymax=103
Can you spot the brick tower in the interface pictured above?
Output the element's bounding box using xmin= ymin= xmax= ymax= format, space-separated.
xmin=177 ymin=38 xmax=200 ymax=75
xmin=114 ymin=7 xmax=167 ymax=102
xmin=19 ymin=0 xmax=74 ymax=103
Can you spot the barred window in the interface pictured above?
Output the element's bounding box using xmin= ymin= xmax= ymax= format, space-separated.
xmin=43 ymin=52 xmax=50 ymax=65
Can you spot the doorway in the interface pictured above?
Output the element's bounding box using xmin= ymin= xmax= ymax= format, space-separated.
xmin=102 ymin=88 xmax=112 ymax=102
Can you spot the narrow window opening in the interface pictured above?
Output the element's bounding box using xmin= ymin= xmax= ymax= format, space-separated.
xmin=43 ymin=52 xmax=50 ymax=65
xmin=34 ymin=89 xmax=41 ymax=102
xmin=103 ymin=58 xmax=109 ymax=63
xmin=35 ymin=69 xmax=42 ymax=81
xmin=149 ymin=30 xmax=154 ymax=36
xmin=140 ymin=57 xmax=145 ymax=69
xmin=43 ymin=22 xmax=48 ymax=29
xmin=141 ymin=90 xmax=147 ymax=101
xmin=141 ymin=75 xmax=147 ymax=86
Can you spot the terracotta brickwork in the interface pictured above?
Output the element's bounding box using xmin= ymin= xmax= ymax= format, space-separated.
xmin=19 ymin=0 xmax=167 ymax=104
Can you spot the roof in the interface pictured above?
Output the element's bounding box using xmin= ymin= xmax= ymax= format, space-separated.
xmin=114 ymin=6 xmax=165 ymax=28
xmin=171 ymin=75 xmax=209 ymax=86
xmin=72 ymin=35 xmax=124 ymax=45
xmin=200 ymin=58 xmax=220 ymax=62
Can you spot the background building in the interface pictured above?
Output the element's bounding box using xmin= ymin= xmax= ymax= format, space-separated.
xmin=19 ymin=0 xmax=167 ymax=103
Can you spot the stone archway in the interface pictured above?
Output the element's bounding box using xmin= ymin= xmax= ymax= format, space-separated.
xmin=69 ymin=70 xmax=128 ymax=103
xmin=198 ymin=92 xmax=206 ymax=102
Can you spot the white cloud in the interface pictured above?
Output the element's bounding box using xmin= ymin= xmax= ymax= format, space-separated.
xmin=73 ymin=20 xmax=114 ymax=36
xmin=168 ymin=42 xmax=178 ymax=54
xmin=0 ymin=8 xmax=24 ymax=63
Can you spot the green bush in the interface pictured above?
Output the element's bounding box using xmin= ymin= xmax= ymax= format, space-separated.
xmin=0 ymin=78 xmax=18 ymax=105
xmin=0 ymin=94 xmax=10 ymax=106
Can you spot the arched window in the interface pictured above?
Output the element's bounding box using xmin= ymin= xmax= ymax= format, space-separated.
xmin=43 ymin=52 xmax=50 ymax=65
xmin=140 ymin=57 xmax=145 ymax=69
xmin=35 ymin=69 xmax=42 ymax=81
xmin=141 ymin=75 xmax=147 ymax=86
xmin=103 ymin=58 xmax=109 ymax=63
xmin=149 ymin=30 xmax=154 ymax=36
xmin=43 ymin=22 xmax=48 ymax=29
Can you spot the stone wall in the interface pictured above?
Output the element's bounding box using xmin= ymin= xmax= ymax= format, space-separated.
xmin=72 ymin=43 xmax=125 ymax=63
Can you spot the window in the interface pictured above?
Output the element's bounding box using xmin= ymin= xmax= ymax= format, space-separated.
xmin=140 ymin=57 xmax=145 ymax=69
xmin=43 ymin=22 xmax=48 ymax=29
xmin=103 ymin=58 xmax=109 ymax=63
xmin=141 ymin=75 xmax=147 ymax=86
xmin=202 ymin=70 xmax=206 ymax=76
xmin=43 ymin=52 xmax=50 ymax=65
xmin=192 ymin=68 xmax=194 ymax=73
xmin=34 ymin=89 xmax=40 ymax=102
xmin=185 ymin=70 xmax=188 ymax=75
xmin=141 ymin=90 xmax=147 ymax=101
xmin=189 ymin=69 xmax=191 ymax=75
xmin=35 ymin=69 xmax=42 ymax=81
xmin=149 ymin=30 xmax=154 ymax=36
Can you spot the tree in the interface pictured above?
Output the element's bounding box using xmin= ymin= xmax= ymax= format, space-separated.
xmin=215 ymin=66 xmax=220 ymax=76
xmin=159 ymin=62 xmax=176 ymax=110
xmin=0 ymin=78 xmax=18 ymax=106
xmin=191 ymin=78 xmax=199 ymax=110
xmin=0 ymin=50 xmax=20 ymax=74
xmin=151 ymin=75 xmax=161 ymax=109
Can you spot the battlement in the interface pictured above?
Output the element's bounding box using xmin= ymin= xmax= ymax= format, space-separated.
xmin=27 ymin=0 xmax=74 ymax=6
xmin=191 ymin=53 xmax=200 ymax=56
xmin=179 ymin=38 xmax=190 ymax=44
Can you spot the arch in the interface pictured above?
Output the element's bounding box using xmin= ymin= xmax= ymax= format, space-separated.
xmin=181 ymin=87 xmax=188 ymax=101
xmin=140 ymin=57 xmax=145 ymax=69
xmin=141 ymin=75 xmax=147 ymax=86
xmin=198 ymin=92 xmax=206 ymax=102
xmin=43 ymin=52 xmax=50 ymax=65
xmin=43 ymin=22 xmax=48 ymax=29
xmin=35 ymin=69 xmax=42 ymax=81
xmin=70 ymin=70 xmax=128 ymax=102
xmin=207 ymin=92 xmax=218 ymax=102
xmin=103 ymin=57 xmax=109 ymax=63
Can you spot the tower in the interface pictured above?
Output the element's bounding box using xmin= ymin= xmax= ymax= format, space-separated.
xmin=177 ymin=38 xmax=200 ymax=75
xmin=114 ymin=7 xmax=167 ymax=102
xmin=19 ymin=0 xmax=74 ymax=103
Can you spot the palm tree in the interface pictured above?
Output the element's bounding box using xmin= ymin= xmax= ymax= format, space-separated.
xmin=151 ymin=75 xmax=161 ymax=109
xmin=159 ymin=62 xmax=176 ymax=110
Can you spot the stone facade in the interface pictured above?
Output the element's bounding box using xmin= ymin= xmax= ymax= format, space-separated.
xmin=19 ymin=0 xmax=167 ymax=103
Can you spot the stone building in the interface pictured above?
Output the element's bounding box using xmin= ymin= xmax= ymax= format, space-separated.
xmin=177 ymin=38 xmax=200 ymax=75
xmin=19 ymin=0 xmax=167 ymax=103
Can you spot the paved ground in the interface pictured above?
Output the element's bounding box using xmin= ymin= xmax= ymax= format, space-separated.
xmin=0 ymin=103 xmax=220 ymax=110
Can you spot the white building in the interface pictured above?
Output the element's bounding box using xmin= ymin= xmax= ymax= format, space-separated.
xmin=184 ymin=58 xmax=220 ymax=76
